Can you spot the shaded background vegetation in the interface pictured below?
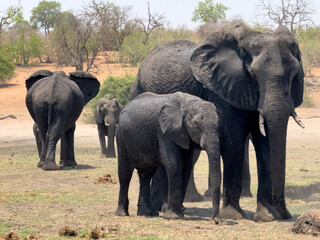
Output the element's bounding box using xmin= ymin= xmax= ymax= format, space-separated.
xmin=0 ymin=0 xmax=319 ymax=105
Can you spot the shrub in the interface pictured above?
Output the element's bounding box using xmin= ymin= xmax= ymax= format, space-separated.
xmin=0 ymin=49 xmax=15 ymax=84
xmin=84 ymin=73 xmax=135 ymax=122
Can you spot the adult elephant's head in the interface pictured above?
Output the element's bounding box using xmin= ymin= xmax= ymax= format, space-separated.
xmin=26 ymin=70 xmax=100 ymax=105
xmin=190 ymin=21 xmax=304 ymax=219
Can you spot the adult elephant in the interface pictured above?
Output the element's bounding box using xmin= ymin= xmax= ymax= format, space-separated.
xmin=130 ymin=21 xmax=304 ymax=221
xmin=95 ymin=98 xmax=122 ymax=158
xmin=26 ymin=70 xmax=100 ymax=170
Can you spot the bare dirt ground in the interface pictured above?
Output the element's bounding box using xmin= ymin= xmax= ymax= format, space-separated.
xmin=0 ymin=62 xmax=319 ymax=239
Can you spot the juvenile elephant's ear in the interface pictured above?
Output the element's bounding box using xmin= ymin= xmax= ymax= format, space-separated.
xmin=95 ymin=103 xmax=103 ymax=123
xmin=69 ymin=71 xmax=100 ymax=104
xmin=25 ymin=70 xmax=53 ymax=90
xmin=159 ymin=100 xmax=190 ymax=149
xmin=190 ymin=29 xmax=259 ymax=110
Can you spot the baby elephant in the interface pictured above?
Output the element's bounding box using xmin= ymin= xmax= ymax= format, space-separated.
xmin=115 ymin=92 xmax=221 ymax=219
xmin=95 ymin=98 xmax=122 ymax=158
xmin=25 ymin=70 xmax=100 ymax=170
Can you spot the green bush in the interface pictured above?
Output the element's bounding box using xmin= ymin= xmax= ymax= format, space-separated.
xmin=0 ymin=49 xmax=15 ymax=83
xmin=84 ymin=73 xmax=136 ymax=123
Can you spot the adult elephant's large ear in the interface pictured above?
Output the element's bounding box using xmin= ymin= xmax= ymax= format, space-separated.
xmin=159 ymin=99 xmax=190 ymax=150
xmin=292 ymin=50 xmax=304 ymax=108
xmin=69 ymin=71 xmax=100 ymax=104
xmin=25 ymin=70 xmax=53 ymax=90
xmin=190 ymin=24 xmax=259 ymax=110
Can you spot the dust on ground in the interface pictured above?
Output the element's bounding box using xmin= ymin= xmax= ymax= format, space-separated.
xmin=0 ymin=62 xmax=319 ymax=239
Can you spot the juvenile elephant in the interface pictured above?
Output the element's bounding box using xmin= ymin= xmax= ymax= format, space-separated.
xmin=95 ymin=98 xmax=122 ymax=158
xmin=115 ymin=92 xmax=221 ymax=219
xmin=25 ymin=70 xmax=100 ymax=170
xmin=131 ymin=21 xmax=304 ymax=221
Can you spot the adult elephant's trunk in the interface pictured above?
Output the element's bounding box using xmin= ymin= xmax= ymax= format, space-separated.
xmin=106 ymin=124 xmax=116 ymax=158
xmin=262 ymin=99 xmax=292 ymax=219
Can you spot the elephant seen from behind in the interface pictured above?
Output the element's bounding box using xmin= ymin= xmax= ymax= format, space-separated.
xmin=25 ymin=70 xmax=100 ymax=170
xmin=131 ymin=20 xmax=304 ymax=221
xmin=115 ymin=92 xmax=221 ymax=219
xmin=95 ymin=98 xmax=122 ymax=158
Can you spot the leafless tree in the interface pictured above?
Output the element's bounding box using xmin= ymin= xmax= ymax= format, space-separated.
xmin=135 ymin=1 xmax=165 ymax=45
xmin=109 ymin=5 xmax=137 ymax=51
xmin=256 ymin=0 xmax=316 ymax=35
xmin=53 ymin=11 xmax=102 ymax=71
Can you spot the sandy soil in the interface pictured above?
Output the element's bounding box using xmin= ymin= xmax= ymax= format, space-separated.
xmin=0 ymin=63 xmax=319 ymax=239
xmin=0 ymin=60 xmax=138 ymax=146
xmin=0 ymin=63 xmax=319 ymax=146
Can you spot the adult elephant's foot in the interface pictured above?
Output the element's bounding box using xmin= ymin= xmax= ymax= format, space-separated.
xmin=60 ymin=160 xmax=78 ymax=167
xmin=105 ymin=152 xmax=116 ymax=158
xmin=137 ymin=207 xmax=159 ymax=217
xmin=163 ymin=209 xmax=184 ymax=219
xmin=184 ymin=188 xmax=204 ymax=202
xmin=220 ymin=205 xmax=247 ymax=220
xmin=37 ymin=160 xmax=45 ymax=168
xmin=40 ymin=161 xmax=61 ymax=171
xmin=275 ymin=201 xmax=292 ymax=220
xmin=204 ymin=188 xmax=211 ymax=197
xmin=115 ymin=207 xmax=129 ymax=216
xmin=254 ymin=202 xmax=280 ymax=222
xmin=241 ymin=189 xmax=253 ymax=197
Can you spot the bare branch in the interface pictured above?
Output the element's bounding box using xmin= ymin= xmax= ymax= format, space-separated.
xmin=255 ymin=0 xmax=315 ymax=34
xmin=135 ymin=1 xmax=165 ymax=45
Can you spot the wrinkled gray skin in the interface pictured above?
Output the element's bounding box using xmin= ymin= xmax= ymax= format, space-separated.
xmin=130 ymin=21 xmax=304 ymax=221
xmin=25 ymin=70 xmax=100 ymax=171
xmin=95 ymin=98 xmax=122 ymax=158
xmin=115 ymin=92 xmax=221 ymax=219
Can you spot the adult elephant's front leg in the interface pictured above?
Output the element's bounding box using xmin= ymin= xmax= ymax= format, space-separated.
xmin=251 ymin=128 xmax=281 ymax=221
xmin=184 ymin=148 xmax=204 ymax=202
xmin=60 ymin=124 xmax=77 ymax=167
xmin=220 ymin=136 xmax=248 ymax=220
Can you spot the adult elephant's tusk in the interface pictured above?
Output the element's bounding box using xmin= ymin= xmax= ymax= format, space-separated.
xmin=105 ymin=122 xmax=110 ymax=126
xmin=292 ymin=111 xmax=305 ymax=129
xmin=259 ymin=112 xmax=266 ymax=137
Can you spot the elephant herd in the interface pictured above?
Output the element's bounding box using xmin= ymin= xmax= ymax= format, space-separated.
xmin=25 ymin=20 xmax=305 ymax=223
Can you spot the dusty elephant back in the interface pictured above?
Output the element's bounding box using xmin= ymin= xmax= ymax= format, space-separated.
xmin=131 ymin=40 xmax=203 ymax=99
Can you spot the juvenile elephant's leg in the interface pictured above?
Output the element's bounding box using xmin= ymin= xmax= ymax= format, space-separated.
xmin=116 ymin=146 xmax=133 ymax=216
xmin=160 ymin=141 xmax=185 ymax=219
xmin=150 ymin=166 xmax=168 ymax=211
xmin=184 ymin=149 xmax=204 ymax=202
xmin=60 ymin=124 xmax=77 ymax=167
xmin=97 ymin=123 xmax=107 ymax=157
xmin=220 ymin=139 xmax=247 ymax=220
xmin=137 ymin=168 xmax=159 ymax=217
xmin=251 ymin=130 xmax=280 ymax=222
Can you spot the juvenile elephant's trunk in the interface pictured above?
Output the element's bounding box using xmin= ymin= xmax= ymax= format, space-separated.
xmin=201 ymin=131 xmax=221 ymax=218
xmin=106 ymin=124 xmax=116 ymax=158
